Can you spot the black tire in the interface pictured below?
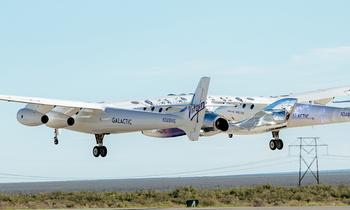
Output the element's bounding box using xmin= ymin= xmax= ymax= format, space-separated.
xmin=54 ymin=138 xmax=59 ymax=145
xmin=93 ymin=146 xmax=100 ymax=157
xmin=276 ymin=139 xmax=284 ymax=150
xmin=100 ymin=146 xmax=108 ymax=158
xmin=269 ymin=140 xmax=277 ymax=150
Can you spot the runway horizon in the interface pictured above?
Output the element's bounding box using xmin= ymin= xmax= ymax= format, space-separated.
xmin=0 ymin=170 xmax=350 ymax=194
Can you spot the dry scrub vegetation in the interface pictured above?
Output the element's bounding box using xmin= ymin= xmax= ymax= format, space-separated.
xmin=0 ymin=185 xmax=350 ymax=209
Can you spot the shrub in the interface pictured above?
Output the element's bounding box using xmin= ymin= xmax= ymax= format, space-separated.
xmin=0 ymin=185 xmax=350 ymax=208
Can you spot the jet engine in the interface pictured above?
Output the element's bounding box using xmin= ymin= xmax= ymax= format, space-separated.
xmin=201 ymin=112 xmax=229 ymax=136
xmin=17 ymin=108 xmax=47 ymax=126
xmin=44 ymin=111 xmax=75 ymax=129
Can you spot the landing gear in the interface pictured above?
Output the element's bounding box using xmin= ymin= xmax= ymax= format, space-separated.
xmin=54 ymin=137 xmax=59 ymax=145
xmin=269 ymin=131 xmax=284 ymax=151
xmin=93 ymin=146 xmax=108 ymax=158
xmin=276 ymin=139 xmax=284 ymax=150
xmin=228 ymin=134 xmax=233 ymax=138
xmin=54 ymin=129 xmax=59 ymax=145
xmin=100 ymin=146 xmax=108 ymax=157
xmin=93 ymin=146 xmax=100 ymax=157
xmin=269 ymin=139 xmax=277 ymax=150
xmin=269 ymin=139 xmax=283 ymax=150
xmin=93 ymin=134 xmax=108 ymax=158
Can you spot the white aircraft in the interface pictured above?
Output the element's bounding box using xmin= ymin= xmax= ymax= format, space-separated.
xmin=1 ymin=77 xmax=350 ymax=156
xmin=0 ymin=77 xmax=210 ymax=158
xmin=125 ymin=86 xmax=350 ymax=151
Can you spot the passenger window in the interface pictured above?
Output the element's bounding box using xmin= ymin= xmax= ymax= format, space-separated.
xmin=242 ymin=104 xmax=246 ymax=109
xmin=159 ymin=108 xmax=163 ymax=113
xmin=251 ymin=104 xmax=255 ymax=109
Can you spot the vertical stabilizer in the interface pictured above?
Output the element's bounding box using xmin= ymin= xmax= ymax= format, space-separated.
xmin=180 ymin=77 xmax=210 ymax=141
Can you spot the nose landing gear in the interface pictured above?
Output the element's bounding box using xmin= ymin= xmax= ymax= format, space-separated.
xmin=54 ymin=129 xmax=59 ymax=145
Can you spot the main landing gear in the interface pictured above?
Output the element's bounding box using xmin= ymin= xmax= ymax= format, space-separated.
xmin=269 ymin=131 xmax=284 ymax=151
xmin=93 ymin=134 xmax=108 ymax=158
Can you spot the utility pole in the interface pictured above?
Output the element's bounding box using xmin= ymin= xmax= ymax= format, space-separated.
xmin=289 ymin=137 xmax=328 ymax=187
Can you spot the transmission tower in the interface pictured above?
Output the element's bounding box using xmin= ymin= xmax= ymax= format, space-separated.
xmin=289 ymin=137 xmax=328 ymax=187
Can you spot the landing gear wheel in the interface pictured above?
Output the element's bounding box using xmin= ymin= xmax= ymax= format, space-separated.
xmin=54 ymin=137 xmax=59 ymax=145
xmin=93 ymin=134 xmax=108 ymax=158
xmin=269 ymin=140 xmax=277 ymax=150
xmin=228 ymin=134 xmax=233 ymax=138
xmin=100 ymin=146 xmax=108 ymax=158
xmin=93 ymin=146 xmax=100 ymax=157
xmin=276 ymin=139 xmax=284 ymax=150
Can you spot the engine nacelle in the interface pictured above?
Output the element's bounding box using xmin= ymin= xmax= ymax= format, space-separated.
xmin=17 ymin=108 xmax=46 ymax=126
xmin=202 ymin=112 xmax=229 ymax=134
xmin=45 ymin=111 xmax=75 ymax=129
xmin=142 ymin=128 xmax=186 ymax=138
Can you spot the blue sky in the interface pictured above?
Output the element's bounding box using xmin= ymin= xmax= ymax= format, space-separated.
xmin=1 ymin=0 xmax=350 ymax=182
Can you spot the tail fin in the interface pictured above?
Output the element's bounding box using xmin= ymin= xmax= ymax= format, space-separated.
xmin=180 ymin=77 xmax=210 ymax=141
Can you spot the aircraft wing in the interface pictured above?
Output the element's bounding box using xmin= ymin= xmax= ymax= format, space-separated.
xmin=280 ymin=86 xmax=350 ymax=105
xmin=0 ymin=95 xmax=105 ymax=110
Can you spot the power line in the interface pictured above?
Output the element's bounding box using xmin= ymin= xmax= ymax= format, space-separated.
xmin=182 ymin=159 xmax=298 ymax=177
xmin=120 ymin=156 xmax=295 ymax=179
xmin=324 ymin=154 xmax=350 ymax=159
xmin=0 ymin=172 xmax=80 ymax=182
xmin=0 ymin=173 xmax=55 ymax=180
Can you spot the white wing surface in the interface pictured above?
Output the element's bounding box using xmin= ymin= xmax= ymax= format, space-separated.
xmin=0 ymin=95 xmax=105 ymax=110
xmin=282 ymin=86 xmax=350 ymax=105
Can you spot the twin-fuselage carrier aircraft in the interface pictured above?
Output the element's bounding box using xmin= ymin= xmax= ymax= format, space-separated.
xmin=1 ymin=77 xmax=350 ymax=158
